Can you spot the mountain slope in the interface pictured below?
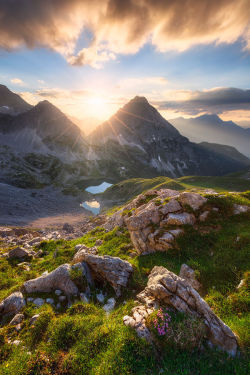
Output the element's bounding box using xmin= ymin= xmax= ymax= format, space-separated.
xmin=171 ymin=114 xmax=250 ymax=157
xmin=199 ymin=142 xmax=250 ymax=166
xmin=0 ymin=84 xmax=32 ymax=114
xmin=89 ymin=97 xmax=247 ymax=179
xmin=0 ymin=100 xmax=87 ymax=156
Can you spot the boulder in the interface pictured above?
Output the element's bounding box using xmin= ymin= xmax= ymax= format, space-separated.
xmin=9 ymin=313 xmax=24 ymax=326
xmin=62 ymin=223 xmax=74 ymax=233
xmin=73 ymin=248 xmax=133 ymax=296
xmin=23 ymin=264 xmax=78 ymax=296
xmin=233 ymin=204 xmax=249 ymax=215
xmin=165 ymin=213 xmax=196 ymax=226
xmin=159 ymin=199 xmax=182 ymax=215
xmin=33 ymin=298 xmax=45 ymax=307
xmin=199 ymin=211 xmax=210 ymax=222
xmin=179 ymin=192 xmax=207 ymax=210
xmin=0 ymin=292 xmax=25 ymax=316
xmin=103 ymin=298 xmax=116 ymax=312
xmin=179 ymin=264 xmax=202 ymax=291
xmin=137 ymin=266 xmax=238 ymax=356
xmin=8 ymin=247 xmax=30 ymax=259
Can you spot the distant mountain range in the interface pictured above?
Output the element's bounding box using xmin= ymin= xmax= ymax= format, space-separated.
xmin=0 ymin=85 xmax=249 ymax=190
xmin=171 ymin=114 xmax=250 ymax=158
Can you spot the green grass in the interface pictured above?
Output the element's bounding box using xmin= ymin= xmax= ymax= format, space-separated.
xmin=98 ymin=175 xmax=250 ymax=211
xmin=0 ymin=192 xmax=249 ymax=374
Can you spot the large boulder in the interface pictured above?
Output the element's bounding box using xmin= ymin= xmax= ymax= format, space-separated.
xmin=164 ymin=212 xmax=196 ymax=226
xmin=73 ymin=248 xmax=133 ymax=296
xmin=23 ymin=264 xmax=78 ymax=296
xmin=136 ymin=266 xmax=238 ymax=356
xmin=0 ymin=292 xmax=25 ymax=316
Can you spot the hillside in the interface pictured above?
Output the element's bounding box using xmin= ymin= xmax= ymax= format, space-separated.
xmin=97 ymin=175 xmax=250 ymax=208
xmin=0 ymin=188 xmax=249 ymax=374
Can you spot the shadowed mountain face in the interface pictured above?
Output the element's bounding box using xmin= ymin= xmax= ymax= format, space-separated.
xmin=0 ymin=100 xmax=87 ymax=155
xmin=171 ymin=114 xmax=250 ymax=158
xmin=89 ymin=96 xmax=247 ymax=179
xmin=0 ymin=84 xmax=32 ymax=114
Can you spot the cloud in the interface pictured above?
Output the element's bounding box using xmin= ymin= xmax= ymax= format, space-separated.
xmin=0 ymin=0 xmax=249 ymax=68
xmin=10 ymin=78 xmax=25 ymax=85
xmin=154 ymin=87 xmax=250 ymax=115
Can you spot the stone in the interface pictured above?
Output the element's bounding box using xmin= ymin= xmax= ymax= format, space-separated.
xmin=103 ymin=298 xmax=116 ymax=312
xmin=55 ymin=289 xmax=62 ymax=296
xmin=0 ymin=292 xmax=25 ymax=316
xmin=96 ymin=292 xmax=105 ymax=304
xmin=233 ymin=204 xmax=249 ymax=215
xmin=179 ymin=264 xmax=202 ymax=291
xmin=179 ymin=192 xmax=207 ymax=210
xmin=168 ymin=229 xmax=184 ymax=237
xmin=17 ymin=262 xmax=31 ymax=271
xmin=165 ymin=212 xmax=196 ymax=226
xmin=199 ymin=211 xmax=210 ymax=222
xmin=29 ymin=314 xmax=40 ymax=325
xmin=123 ymin=305 xmax=153 ymax=341
xmin=9 ymin=313 xmax=24 ymax=326
xmin=46 ymin=298 xmax=54 ymax=305
xmin=125 ymin=202 xmax=160 ymax=231
xmin=160 ymin=199 xmax=182 ymax=215
xmin=73 ymin=248 xmax=133 ymax=297
xmin=28 ymin=237 xmax=42 ymax=246
xmin=59 ymin=295 xmax=67 ymax=302
xmin=23 ymin=264 xmax=78 ymax=296
xmin=8 ymin=247 xmax=30 ymax=259
xmin=95 ymin=239 xmax=103 ymax=246
xmin=33 ymin=298 xmax=44 ymax=307
xmin=62 ymin=223 xmax=74 ymax=233
xmin=27 ymin=297 xmax=34 ymax=303
xmin=136 ymin=266 xmax=238 ymax=356
xmin=80 ymin=293 xmax=89 ymax=304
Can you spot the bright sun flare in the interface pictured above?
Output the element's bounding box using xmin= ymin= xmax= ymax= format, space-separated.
xmin=86 ymin=96 xmax=110 ymax=119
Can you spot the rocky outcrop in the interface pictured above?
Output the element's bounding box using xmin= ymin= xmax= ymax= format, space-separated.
xmin=135 ymin=266 xmax=238 ymax=356
xmin=0 ymin=292 xmax=25 ymax=316
xmin=23 ymin=264 xmax=78 ymax=296
xmin=107 ymin=190 xmax=209 ymax=255
xmin=73 ymin=248 xmax=133 ymax=296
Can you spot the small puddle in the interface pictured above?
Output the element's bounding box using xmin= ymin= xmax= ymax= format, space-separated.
xmin=81 ymin=200 xmax=100 ymax=215
xmin=85 ymin=182 xmax=112 ymax=194
xmin=81 ymin=181 xmax=112 ymax=215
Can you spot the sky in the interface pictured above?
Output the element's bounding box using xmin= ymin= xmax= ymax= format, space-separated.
xmin=0 ymin=0 xmax=250 ymax=131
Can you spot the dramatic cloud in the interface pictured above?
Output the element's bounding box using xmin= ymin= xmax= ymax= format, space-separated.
xmin=0 ymin=0 xmax=249 ymax=67
xmin=154 ymin=87 xmax=250 ymax=115
xmin=10 ymin=78 xmax=25 ymax=85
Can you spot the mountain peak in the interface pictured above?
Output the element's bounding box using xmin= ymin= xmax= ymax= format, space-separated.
xmin=129 ymin=96 xmax=149 ymax=105
xmin=0 ymin=83 xmax=32 ymax=114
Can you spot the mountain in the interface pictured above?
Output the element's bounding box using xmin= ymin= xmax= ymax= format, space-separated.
xmin=0 ymin=100 xmax=87 ymax=156
xmin=170 ymin=114 xmax=250 ymax=157
xmin=0 ymin=98 xmax=90 ymax=189
xmin=199 ymin=142 xmax=250 ymax=166
xmin=0 ymin=84 xmax=32 ymax=114
xmin=89 ymin=97 xmax=247 ymax=180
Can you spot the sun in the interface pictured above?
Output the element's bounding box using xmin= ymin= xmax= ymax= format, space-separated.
xmin=85 ymin=95 xmax=110 ymax=119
